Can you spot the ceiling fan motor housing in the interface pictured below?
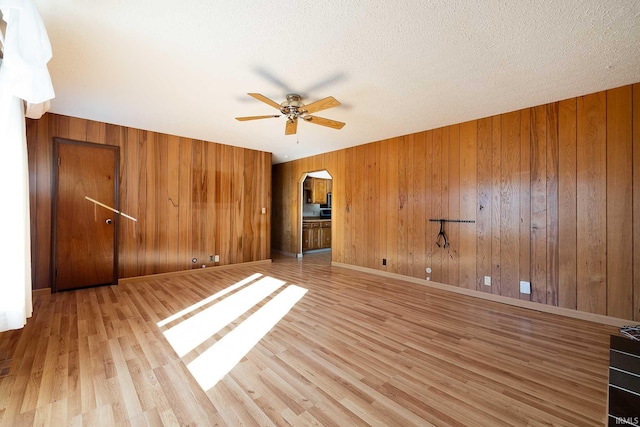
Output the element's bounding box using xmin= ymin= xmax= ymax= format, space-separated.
xmin=281 ymin=94 xmax=305 ymax=119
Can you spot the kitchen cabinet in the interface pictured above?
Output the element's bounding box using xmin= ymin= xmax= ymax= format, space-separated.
xmin=304 ymin=178 xmax=329 ymax=204
xmin=311 ymin=179 xmax=327 ymax=204
xmin=302 ymin=221 xmax=319 ymax=250
xmin=321 ymin=221 xmax=331 ymax=247
xmin=302 ymin=228 xmax=311 ymax=250
xmin=302 ymin=220 xmax=331 ymax=251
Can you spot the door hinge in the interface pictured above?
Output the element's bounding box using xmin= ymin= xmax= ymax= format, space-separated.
xmin=57 ymin=157 xmax=61 ymax=166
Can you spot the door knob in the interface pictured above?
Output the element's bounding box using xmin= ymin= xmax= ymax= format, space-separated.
xmin=105 ymin=218 xmax=112 ymax=225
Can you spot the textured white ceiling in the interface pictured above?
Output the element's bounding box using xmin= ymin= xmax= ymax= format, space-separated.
xmin=35 ymin=0 xmax=640 ymax=164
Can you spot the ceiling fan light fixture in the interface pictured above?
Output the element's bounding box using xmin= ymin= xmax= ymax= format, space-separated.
xmin=280 ymin=94 xmax=304 ymax=120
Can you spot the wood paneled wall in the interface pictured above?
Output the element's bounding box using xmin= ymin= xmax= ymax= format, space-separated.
xmin=26 ymin=114 xmax=271 ymax=290
xmin=272 ymin=83 xmax=640 ymax=321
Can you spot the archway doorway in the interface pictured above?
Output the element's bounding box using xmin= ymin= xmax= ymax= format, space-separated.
xmin=299 ymin=170 xmax=332 ymax=263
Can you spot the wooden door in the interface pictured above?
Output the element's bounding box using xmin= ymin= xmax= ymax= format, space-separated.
xmin=52 ymin=139 xmax=119 ymax=291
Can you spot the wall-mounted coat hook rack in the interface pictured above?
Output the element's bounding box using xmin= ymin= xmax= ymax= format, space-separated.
xmin=428 ymin=219 xmax=476 ymax=223
xmin=429 ymin=219 xmax=475 ymax=249
xmin=435 ymin=220 xmax=448 ymax=248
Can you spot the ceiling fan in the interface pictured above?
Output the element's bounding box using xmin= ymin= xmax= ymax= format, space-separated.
xmin=236 ymin=93 xmax=345 ymax=135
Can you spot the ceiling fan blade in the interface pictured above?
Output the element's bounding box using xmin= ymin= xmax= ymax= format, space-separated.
xmin=304 ymin=115 xmax=345 ymax=130
xmin=235 ymin=115 xmax=281 ymax=121
xmin=247 ymin=93 xmax=282 ymax=110
xmin=285 ymin=119 xmax=298 ymax=135
xmin=302 ymin=96 xmax=340 ymax=114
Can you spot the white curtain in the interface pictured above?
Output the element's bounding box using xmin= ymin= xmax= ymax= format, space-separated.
xmin=0 ymin=0 xmax=54 ymax=332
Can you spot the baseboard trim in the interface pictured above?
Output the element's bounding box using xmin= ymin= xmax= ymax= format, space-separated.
xmin=331 ymin=261 xmax=631 ymax=327
xmin=32 ymin=288 xmax=51 ymax=298
xmin=302 ymin=248 xmax=331 ymax=255
xmin=119 ymin=259 xmax=273 ymax=284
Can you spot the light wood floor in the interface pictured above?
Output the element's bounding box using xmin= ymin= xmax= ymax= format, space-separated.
xmin=0 ymin=254 xmax=617 ymax=426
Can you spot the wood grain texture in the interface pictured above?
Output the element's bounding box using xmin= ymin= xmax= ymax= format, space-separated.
xmin=423 ymin=132 xmax=433 ymax=281
xmin=26 ymin=114 xmax=271 ymax=287
xmin=576 ymin=91 xmax=607 ymax=315
xmin=178 ymin=137 xmax=193 ymax=271
xmin=271 ymin=83 xmax=640 ymax=320
xmin=459 ymin=121 xmax=477 ymax=290
xmin=500 ymin=111 xmax=520 ymax=299
xmin=530 ymin=105 xmax=547 ymax=304
xmin=167 ymin=135 xmax=181 ymax=271
xmin=354 ymin=145 xmax=366 ymax=269
xmin=25 ymin=119 xmax=40 ymax=291
xmin=441 ymin=127 xmax=450 ymax=286
xmin=411 ymin=133 xmax=426 ymax=278
xmin=546 ymin=103 xmax=560 ymax=306
xmin=121 ymin=128 xmax=141 ymax=277
xmin=344 ymin=147 xmax=355 ymax=265
xmin=33 ymin=117 xmax=53 ymax=290
xmin=431 ymin=128 xmax=444 ymax=283
xmin=558 ymin=99 xmax=577 ymax=309
xmin=386 ymin=139 xmax=400 ymax=273
xmin=519 ymin=109 xmax=532 ymax=301
xmin=397 ymin=136 xmax=410 ymax=276
xmin=0 ymin=256 xmax=616 ymax=426
xmin=606 ymin=86 xmax=633 ymax=319
xmin=334 ymin=150 xmax=346 ymax=262
xmin=54 ymin=140 xmax=118 ymax=290
xmin=476 ymin=118 xmax=493 ymax=292
xmin=490 ymin=116 xmax=502 ymax=296
xmin=363 ymin=143 xmax=375 ymax=269
xmin=448 ymin=125 xmax=460 ymax=287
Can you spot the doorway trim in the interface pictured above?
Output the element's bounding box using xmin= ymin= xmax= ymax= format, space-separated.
xmin=298 ymin=169 xmax=333 ymax=257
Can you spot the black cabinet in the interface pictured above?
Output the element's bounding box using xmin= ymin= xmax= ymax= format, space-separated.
xmin=609 ymin=335 xmax=640 ymax=426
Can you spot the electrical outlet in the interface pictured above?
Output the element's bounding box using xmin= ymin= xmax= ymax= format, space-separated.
xmin=209 ymin=255 xmax=214 ymax=262
xmin=261 ymin=207 xmax=266 ymax=214
xmin=484 ymin=276 xmax=491 ymax=286
xmin=214 ymin=255 xmax=220 ymax=263
xmin=519 ymin=281 xmax=531 ymax=294
xmin=382 ymin=258 xmax=387 ymax=266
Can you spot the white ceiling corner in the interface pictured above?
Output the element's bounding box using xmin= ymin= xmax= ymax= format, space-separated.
xmin=35 ymin=0 xmax=640 ymax=163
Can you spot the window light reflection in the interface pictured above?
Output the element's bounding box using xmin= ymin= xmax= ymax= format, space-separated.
xmin=164 ymin=276 xmax=286 ymax=357
xmin=187 ymin=284 xmax=308 ymax=391
xmin=157 ymin=273 xmax=263 ymax=327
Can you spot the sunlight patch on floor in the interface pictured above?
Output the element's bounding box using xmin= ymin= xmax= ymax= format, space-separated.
xmin=164 ymin=276 xmax=286 ymax=357
xmin=187 ymin=284 xmax=308 ymax=391
xmin=157 ymin=273 xmax=263 ymax=327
